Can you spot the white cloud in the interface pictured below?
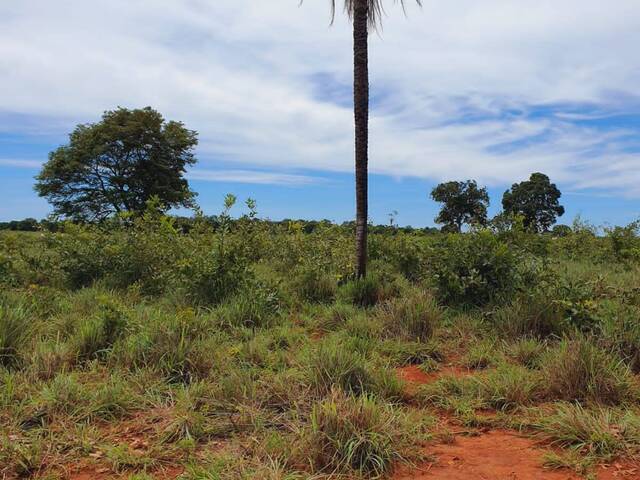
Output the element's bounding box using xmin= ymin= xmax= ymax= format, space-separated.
xmin=1 ymin=1 xmax=640 ymax=195
xmin=0 ymin=158 xmax=42 ymax=168
xmin=187 ymin=169 xmax=321 ymax=186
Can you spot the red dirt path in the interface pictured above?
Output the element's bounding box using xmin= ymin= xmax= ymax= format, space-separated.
xmin=394 ymin=364 xmax=640 ymax=479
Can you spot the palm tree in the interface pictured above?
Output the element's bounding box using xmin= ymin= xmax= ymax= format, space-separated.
xmin=307 ymin=1 xmax=421 ymax=277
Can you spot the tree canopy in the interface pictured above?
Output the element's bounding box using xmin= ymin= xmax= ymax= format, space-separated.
xmin=431 ymin=180 xmax=489 ymax=233
xmin=502 ymin=173 xmax=565 ymax=232
xmin=35 ymin=107 xmax=198 ymax=221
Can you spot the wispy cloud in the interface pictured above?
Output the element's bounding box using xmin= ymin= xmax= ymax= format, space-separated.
xmin=0 ymin=158 xmax=42 ymax=169
xmin=187 ymin=169 xmax=321 ymax=186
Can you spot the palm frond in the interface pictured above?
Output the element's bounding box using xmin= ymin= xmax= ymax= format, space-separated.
xmin=301 ymin=0 xmax=422 ymax=30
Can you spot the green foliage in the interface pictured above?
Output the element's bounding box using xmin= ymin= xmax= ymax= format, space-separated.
xmin=543 ymin=337 xmax=637 ymax=405
xmin=431 ymin=180 xmax=490 ymax=232
xmin=605 ymin=220 xmax=640 ymax=263
xmin=3 ymin=198 xmax=640 ymax=478
xmin=293 ymin=267 xmax=337 ymax=304
xmin=506 ymin=338 xmax=548 ymax=368
xmin=306 ymin=389 xmax=427 ymax=477
xmin=218 ymin=281 xmax=281 ymax=330
xmin=379 ymin=292 xmax=441 ymax=342
xmin=462 ymin=340 xmax=499 ymax=369
xmin=0 ymin=300 xmax=31 ymax=369
xmin=502 ymin=172 xmax=565 ymax=232
xmin=597 ymin=300 xmax=640 ymax=373
xmin=537 ymin=403 xmax=640 ymax=459
xmin=307 ymin=337 xmax=401 ymax=400
xmin=473 ymin=363 xmax=542 ymax=410
xmin=490 ymin=293 xmax=565 ymax=338
xmin=35 ymin=107 xmax=198 ymax=221
xmin=339 ymin=273 xmax=388 ymax=307
xmin=428 ymin=231 xmax=524 ymax=306
xmin=71 ymin=296 xmax=128 ymax=362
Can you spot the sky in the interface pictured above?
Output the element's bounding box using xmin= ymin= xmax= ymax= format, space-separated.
xmin=1 ymin=0 xmax=640 ymax=227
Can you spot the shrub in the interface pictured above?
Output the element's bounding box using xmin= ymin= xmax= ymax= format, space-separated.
xmin=0 ymin=301 xmax=31 ymax=369
xmin=218 ymin=282 xmax=281 ymax=330
xmin=543 ymin=337 xmax=637 ymax=405
xmin=294 ymin=268 xmax=337 ymax=304
xmin=178 ymin=244 xmax=249 ymax=306
xmin=597 ymin=301 xmax=640 ymax=373
xmin=70 ymin=297 xmax=128 ymax=362
xmin=491 ymin=294 xmax=565 ymax=339
xmin=339 ymin=273 xmax=391 ymax=308
xmin=305 ymin=390 xmax=426 ymax=476
xmin=379 ymin=293 xmax=441 ymax=342
xmin=427 ymin=231 xmax=524 ymax=306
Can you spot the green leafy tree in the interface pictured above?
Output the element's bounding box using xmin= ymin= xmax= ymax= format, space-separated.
xmin=502 ymin=173 xmax=565 ymax=232
xmin=304 ymin=0 xmax=422 ymax=278
xmin=35 ymin=107 xmax=198 ymax=221
xmin=431 ymin=180 xmax=489 ymax=233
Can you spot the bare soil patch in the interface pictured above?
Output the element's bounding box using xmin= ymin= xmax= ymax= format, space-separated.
xmin=397 ymin=364 xmax=472 ymax=386
xmin=393 ymin=430 xmax=581 ymax=480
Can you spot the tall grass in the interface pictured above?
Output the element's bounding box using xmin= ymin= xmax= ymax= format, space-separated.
xmin=0 ymin=301 xmax=31 ymax=369
xmin=305 ymin=389 xmax=427 ymax=477
xmin=543 ymin=337 xmax=637 ymax=405
xmin=379 ymin=293 xmax=441 ymax=342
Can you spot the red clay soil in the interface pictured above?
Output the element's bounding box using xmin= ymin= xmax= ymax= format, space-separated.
xmin=596 ymin=462 xmax=640 ymax=479
xmin=68 ymin=465 xmax=183 ymax=480
xmin=397 ymin=364 xmax=472 ymax=386
xmin=393 ymin=430 xmax=582 ymax=480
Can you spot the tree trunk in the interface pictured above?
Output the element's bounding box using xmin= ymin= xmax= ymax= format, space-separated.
xmin=353 ymin=0 xmax=369 ymax=278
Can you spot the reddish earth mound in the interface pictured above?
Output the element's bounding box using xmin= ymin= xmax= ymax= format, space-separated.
xmin=393 ymin=431 xmax=580 ymax=480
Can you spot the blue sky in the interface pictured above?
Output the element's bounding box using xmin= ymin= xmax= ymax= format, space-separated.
xmin=1 ymin=1 xmax=640 ymax=227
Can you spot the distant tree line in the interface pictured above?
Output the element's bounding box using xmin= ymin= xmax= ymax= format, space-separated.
xmin=0 ymin=218 xmax=59 ymax=232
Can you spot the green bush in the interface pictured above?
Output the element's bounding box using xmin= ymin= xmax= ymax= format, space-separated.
xmin=427 ymin=231 xmax=523 ymax=306
xmin=598 ymin=301 xmax=640 ymax=373
xmin=178 ymin=243 xmax=250 ymax=306
xmin=491 ymin=294 xmax=565 ymax=339
xmin=293 ymin=268 xmax=337 ymax=304
xmin=218 ymin=282 xmax=281 ymax=330
xmin=339 ymin=273 xmax=391 ymax=308
xmin=70 ymin=297 xmax=128 ymax=362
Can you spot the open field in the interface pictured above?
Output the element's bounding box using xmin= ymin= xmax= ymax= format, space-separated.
xmin=2 ymin=215 xmax=640 ymax=479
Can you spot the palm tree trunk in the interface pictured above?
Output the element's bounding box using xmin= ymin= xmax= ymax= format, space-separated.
xmin=353 ymin=0 xmax=369 ymax=278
